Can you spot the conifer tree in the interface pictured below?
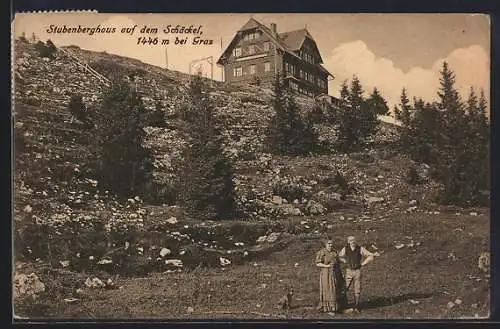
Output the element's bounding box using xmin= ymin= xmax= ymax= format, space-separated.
xmin=93 ymin=77 xmax=154 ymax=197
xmin=366 ymin=87 xmax=390 ymax=116
xmin=176 ymin=75 xmax=237 ymax=220
xmin=434 ymin=62 xmax=486 ymax=205
xmin=394 ymin=88 xmax=413 ymax=149
xmin=337 ymin=77 xmax=381 ymax=151
xmin=265 ymin=72 xmax=318 ymax=155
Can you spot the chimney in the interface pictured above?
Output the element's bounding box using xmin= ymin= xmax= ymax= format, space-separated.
xmin=270 ymin=23 xmax=277 ymax=36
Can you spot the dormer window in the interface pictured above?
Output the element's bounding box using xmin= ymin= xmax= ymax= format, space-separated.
xmin=244 ymin=31 xmax=259 ymax=41
xmin=263 ymin=41 xmax=270 ymax=51
xmin=233 ymin=47 xmax=242 ymax=57
xmin=248 ymin=45 xmax=255 ymax=55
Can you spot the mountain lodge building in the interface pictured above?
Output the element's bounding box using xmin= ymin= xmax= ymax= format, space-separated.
xmin=217 ymin=18 xmax=334 ymax=99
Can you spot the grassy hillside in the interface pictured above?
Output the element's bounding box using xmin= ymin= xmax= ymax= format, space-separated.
xmin=12 ymin=39 xmax=489 ymax=320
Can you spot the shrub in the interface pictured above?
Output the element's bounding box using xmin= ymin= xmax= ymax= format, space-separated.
xmin=406 ymin=166 xmax=422 ymax=185
xmin=272 ymin=183 xmax=305 ymax=202
xmin=68 ymin=94 xmax=93 ymax=128
xmin=34 ymin=40 xmax=57 ymax=59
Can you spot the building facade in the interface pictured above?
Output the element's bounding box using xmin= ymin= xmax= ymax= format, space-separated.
xmin=217 ymin=18 xmax=334 ymax=98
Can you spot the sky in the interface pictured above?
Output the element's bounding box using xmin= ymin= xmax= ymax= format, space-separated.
xmin=13 ymin=13 xmax=490 ymax=120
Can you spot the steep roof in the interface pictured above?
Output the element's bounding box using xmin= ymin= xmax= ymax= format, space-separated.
xmin=278 ymin=29 xmax=311 ymax=50
xmin=217 ymin=18 xmax=333 ymax=77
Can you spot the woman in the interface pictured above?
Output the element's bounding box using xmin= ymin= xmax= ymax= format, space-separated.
xmin=315 ymin=238 xmax=340 ymax=313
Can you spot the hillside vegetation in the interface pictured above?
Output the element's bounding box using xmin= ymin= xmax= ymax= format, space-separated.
xmin=12 ymin=39 xmax=489 ymax=320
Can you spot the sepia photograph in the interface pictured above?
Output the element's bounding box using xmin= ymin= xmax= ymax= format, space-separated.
xmin=11 ymin=12 xmax=490 ymax=320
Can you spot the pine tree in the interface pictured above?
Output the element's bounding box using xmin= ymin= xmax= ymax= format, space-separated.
xmin=93 ymin=77 xmax=154 ymax=198
xmin=435 ymin=62 xmax=484 ymax=205
xmin=265 ymin=72 xmax=318 ymax=155
xmin=176 ymin=76 xmax=237 ymax=220
xmin=361 ymin=86 xmax=385 ymax=138
xmin=394 ymin=88 xmax=413 ymax=149
xmin=461 ymin=87 xmax=490 ymax=204
xmin=478 ymin=89 xmax=489 ymax=131
xmin=337 ymin=76 xmax=380 ymax=151
xmin=366 ymin=87 xmax=390 ymax=116
xmin=336 ymin=80 xmax=355 ymax=151
xmin=407 ymin=98 xmax=442 ymax=165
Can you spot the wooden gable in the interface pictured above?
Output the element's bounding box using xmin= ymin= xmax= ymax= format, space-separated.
xmin=300 ymin=34 xmax=324 ymax=64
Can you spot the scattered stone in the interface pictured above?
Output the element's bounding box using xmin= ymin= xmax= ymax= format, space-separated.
xmin=470 ymin=212 xmax=478 ymax=216
xmin=13 ymin=273 xmax=45 ymax=299
xmin=271 ymin=195 xmax=283 ymax=205
xmin=305 ymin=200 xmax=326 ymax=215
xmin=23 ymin=205 xmax=32 ymax=213
xmin=84 ymin=277 xmax=105 ymax=289
xmin=447 ymin=301 xmax=455 ymax=309
xmin=97 ymin=258 xmax=113 ymax=265
xmin=409 ymin=299 xmax=420 ymax=305
xmin=409 ymin=199 xmax=417 ymax=206
xmin=166 ymin=217 xmax=178 ymax=224
xmin=165 ymin=259 xmax=183 ymax=267
xmin=365 ymin=196 xmax=385 ymax=206
xmin=60 ymin=260 xmax=70 ymax=267
xmin=454 ymin=298 xmax=462 ymax=305
xmin=256 ymin=236 xmax=267 ymax=243
xmin=160 ymin=248 xmax=171 ymax=257
xmin=220 ymin=257 xmax=231 ymax=266
xmin=187 ymin=306 xmax=194 ymax=313
xmin=395 ymin=243 xmax=405 ymax=250
xmin=267 ymin=232 xmax=281 ymax=243
xmin=406 ymin=206 xmax=418 ymax=213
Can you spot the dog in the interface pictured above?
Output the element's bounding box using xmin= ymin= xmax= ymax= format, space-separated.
xmin=478 ymin=251 xmax=490 ymax=273
xmin=276 ymin=288 xmax=294 ymax=310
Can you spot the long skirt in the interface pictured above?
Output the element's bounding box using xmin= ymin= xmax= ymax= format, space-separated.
xmin=318 ymin=267 xmax=337 ymax=312
xmin=333 ymin=262 xmax=348 ymax=309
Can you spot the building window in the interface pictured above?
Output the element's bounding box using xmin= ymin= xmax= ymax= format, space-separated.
xmin=233 ymin=47 xmax=242 ymax=57
xmin=264 ymin=62 xmax=271 ymax=72
xmin=245 ymin=32 xmax=259 ymax=41
xmin=249 ymin=64 xmax=256 ymax=74
xmin=234 ymin=67 xmax=243 ymax=77
xmin=248 ymin=45 xmax=255 ymax=55
xmin=263 ymin=41 xmax=270 ymax=51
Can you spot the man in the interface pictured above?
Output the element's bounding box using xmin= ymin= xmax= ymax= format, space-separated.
xmin=338 ymin=235 xmax=375 ymax=313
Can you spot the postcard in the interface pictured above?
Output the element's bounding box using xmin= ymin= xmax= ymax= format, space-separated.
xmin=11 ymin=12 xmax=490 ymax=320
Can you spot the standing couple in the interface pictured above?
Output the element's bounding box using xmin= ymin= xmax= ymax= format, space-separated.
xmin=315 ymin=236 xmax=375 ymax=314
